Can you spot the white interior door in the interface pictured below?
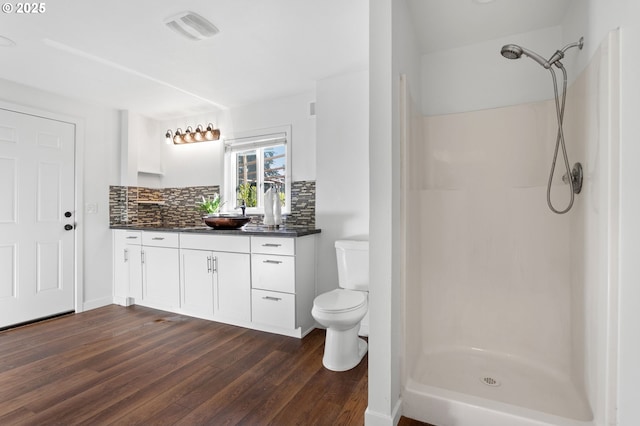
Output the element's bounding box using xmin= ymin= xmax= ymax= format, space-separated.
xmin=0 ymin=108 xmax=76 ymax=328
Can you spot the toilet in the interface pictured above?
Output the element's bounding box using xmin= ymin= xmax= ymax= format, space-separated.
xmin=312 ymin=239 xmax=369 ymax=371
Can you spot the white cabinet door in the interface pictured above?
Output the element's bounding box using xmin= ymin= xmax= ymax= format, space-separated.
xmin=214 ymin=251 xmax=251 ymax=322
xmin=128 ymin=244 xmax=143 ymax=301
xmin=143 ymin=246 xmax=179 ymax=310
xmin=113 ymin=231 xmax=128 ymax=303
xmin=181 ymin=249 xmax=214 ymax=318
xmin=113 ymin=231 xmax=142 ymax=305
xmin=251 ymin=289 xmax=295 ymax=329
xmin=251 ymin=254 xmax=295 ymax=293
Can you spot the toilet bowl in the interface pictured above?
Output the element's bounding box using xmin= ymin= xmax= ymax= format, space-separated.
xmin=312 ymin=289 xmax=368 ymax=371
xmin=312 ymin=239 xmax=369 ymax=372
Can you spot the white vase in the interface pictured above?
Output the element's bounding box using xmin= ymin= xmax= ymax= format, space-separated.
xmin=263 ymin=188 xmax=275 ymax=226
xmin=274 ymin=191 xmax=282 ymax=226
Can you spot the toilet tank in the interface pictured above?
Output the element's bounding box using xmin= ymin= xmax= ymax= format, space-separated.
xmin=335 ymin=239 xmax=369 ymax=292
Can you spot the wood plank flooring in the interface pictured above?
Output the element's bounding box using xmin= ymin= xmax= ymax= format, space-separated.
xmin=0 ymin=305 xmax=431 ymax=426
xmin=0 ymin=305 xmax=366 ymax=425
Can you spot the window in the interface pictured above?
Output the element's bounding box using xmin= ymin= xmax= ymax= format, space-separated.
xmin=224 ymin=126 xmax=291 ymax=214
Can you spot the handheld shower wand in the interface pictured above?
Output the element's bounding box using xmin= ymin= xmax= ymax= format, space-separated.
xmin=500 ymin=37 xmax=583 ymax=69
xmin=500 ymin=37 xmax=584 ymax=214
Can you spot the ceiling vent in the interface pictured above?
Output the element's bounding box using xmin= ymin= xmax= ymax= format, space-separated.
xmin=164 ymin=12 xmax=219 ymax=41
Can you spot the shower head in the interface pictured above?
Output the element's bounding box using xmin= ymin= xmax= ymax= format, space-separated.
xmin=500 ymin=37 xmax=584 ymax=69
xmin=500 ymin=44 xmax=522 ymax=59
xmin=500 ymin=44 xmax=550 ymax=68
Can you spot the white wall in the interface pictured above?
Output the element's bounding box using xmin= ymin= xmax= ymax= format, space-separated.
xmin=421 ymin=26 xmax=562 ymax=116
xmin=561 ymin=2 xmax=640 ymax=424
xmin=159 ymin=109 xmax=225 ymax=189
xmin=158 ymin=91 xmax=316 ymax=189
xmin=613 ymin=2 xmax=640 ymax=426
xmin=0 ymin=77 xmax=120 ymax=310
xmin=368 ymin=0 xmax=421 ymax=424
xmin=119 ymin=111 xmax=165 ymax=188
xmin=315 ymin=69 xmax=369 ymax=296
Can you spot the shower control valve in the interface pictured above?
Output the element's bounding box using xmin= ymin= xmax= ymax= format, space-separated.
xmin=562 ymin=162 xmax=583 ymax=194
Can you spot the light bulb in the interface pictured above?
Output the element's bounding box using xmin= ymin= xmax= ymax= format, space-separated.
xmin=205 ymin=123 xmax=215 ymax=140
xmin=194 ymin=124 xmax=205 ymax=142
xmin=205 ymin=123 xmax=220 ymax=141
xmin=173 ymin=128 xmax=184 ymax=144
xmin=183 ymin=126 xmax=194 ymax=143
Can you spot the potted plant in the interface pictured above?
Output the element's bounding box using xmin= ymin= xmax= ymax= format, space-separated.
xmin=196 ymin=194 xmax=225 ymax=216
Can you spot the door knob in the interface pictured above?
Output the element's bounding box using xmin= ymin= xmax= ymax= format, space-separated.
xmin=64 ymin=224 xmax=73 ymax=231
xmin=64 ymin=211 xmax=72 ymax=218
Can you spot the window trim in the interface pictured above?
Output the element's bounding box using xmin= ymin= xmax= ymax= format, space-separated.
xmin=223 ymin=125 xmax=291 ymax=215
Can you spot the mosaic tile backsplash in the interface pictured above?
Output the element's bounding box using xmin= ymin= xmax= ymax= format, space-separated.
xmin=109 ymin=181 xmax=316 ymax=229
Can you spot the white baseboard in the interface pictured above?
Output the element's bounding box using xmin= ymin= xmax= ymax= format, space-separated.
xmin=365 ymin=398 xmax=402 ymax=426
xmin=82 ymin=297 xmax=113 ymax=312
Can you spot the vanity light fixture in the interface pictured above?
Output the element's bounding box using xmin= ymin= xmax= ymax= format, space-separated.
xmin=166 ymin=123 xmax=220 ymax=145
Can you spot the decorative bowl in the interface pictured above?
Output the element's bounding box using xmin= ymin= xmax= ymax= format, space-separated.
xmin=203 ymin=214 xmax=251 ymax=230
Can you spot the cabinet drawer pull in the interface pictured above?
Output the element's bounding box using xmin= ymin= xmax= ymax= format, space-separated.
xmin=262 ymin=259 xmax=283 ymax=264
xmin=262 ymin=243 xmax=281 ymax=247
xmin=151 ymin=237 xmax=165 ymax=240
xmin=262 ymin=296 xmax=282 ymax=302
xmin=126 ymin=236 xmax=138 ymax=239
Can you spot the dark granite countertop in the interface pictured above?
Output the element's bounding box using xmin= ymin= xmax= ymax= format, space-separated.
xmin=110 ymin=224 xmax=321 ymax=237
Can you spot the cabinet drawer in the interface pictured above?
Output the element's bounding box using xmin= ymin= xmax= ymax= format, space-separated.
xmin=180 ymin=233 xmax=250 ymax=253
xmin=251 ymin=254 xmax=295 ymax=293
xmin=142 ymin=232 xmax=179 ymax=248
xmin=252 ymin=289 xmax=295 ymax=329
xmin=251 ymin=236 xmax=294 ymax=256
xmin=123 ymin=231 xmax=142 ymax=245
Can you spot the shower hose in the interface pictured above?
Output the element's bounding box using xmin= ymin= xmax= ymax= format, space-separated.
xmin=546 ymin=64 xmax=575 ymax=214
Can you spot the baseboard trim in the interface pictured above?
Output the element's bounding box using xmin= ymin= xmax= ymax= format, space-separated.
xmin=365 ymin=398 xmax=403 ymax=426
xmin=82 ymin=297 xmax=113 ymax=311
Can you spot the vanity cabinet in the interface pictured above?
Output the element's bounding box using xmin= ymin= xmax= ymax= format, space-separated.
xmin=112 ymin=229 xmax=317 ymax=338
xmin=179 ymin=234 xmax=251 ymax=323
xmin=250 ymin=235 xmax=316 ymax=337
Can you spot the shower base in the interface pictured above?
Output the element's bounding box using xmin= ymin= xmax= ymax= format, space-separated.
xmin=404 ymin=348 xmax=593 ymax=426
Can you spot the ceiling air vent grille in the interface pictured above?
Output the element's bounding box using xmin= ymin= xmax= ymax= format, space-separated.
xmin=164 ymin=12 xmax=219 ymax=41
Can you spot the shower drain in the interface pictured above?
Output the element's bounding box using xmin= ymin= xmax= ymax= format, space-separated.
xmin=479 ymin=376 xmax=501 ymax=387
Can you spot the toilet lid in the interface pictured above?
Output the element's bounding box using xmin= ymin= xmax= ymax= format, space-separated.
xmin=313 ymin=289 xmax=367 ymax=313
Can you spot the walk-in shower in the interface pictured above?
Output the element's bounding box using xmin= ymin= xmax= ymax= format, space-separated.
xmin=501 ymin=38 xmax=584 ymax=214
xmin=403 ymin=29 xmax=620 ymax=426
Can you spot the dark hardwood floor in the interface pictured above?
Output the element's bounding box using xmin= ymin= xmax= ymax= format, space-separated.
xmin=0 ymin=305 xmax=430 ymax=426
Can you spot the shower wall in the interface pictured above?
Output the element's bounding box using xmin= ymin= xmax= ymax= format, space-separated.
xmin=405 ymin=30 xmax=619 ymax=424
xmin=419 ymin=99 xmax=572 ymax=373
xmin=564 ymin=30 xmax=619 ymax=424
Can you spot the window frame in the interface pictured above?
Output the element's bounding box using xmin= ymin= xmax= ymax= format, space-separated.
xmin=223 ymin=125 xmax=291 ymax=215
